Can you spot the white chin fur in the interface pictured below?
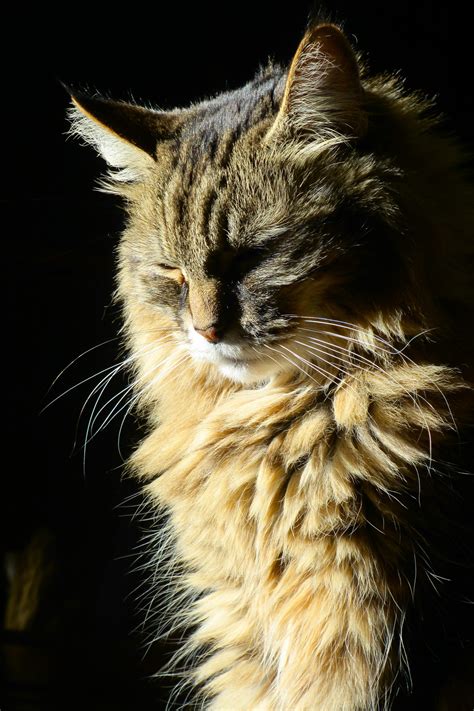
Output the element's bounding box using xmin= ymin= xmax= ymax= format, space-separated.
xmin=188 ymin=329 xmax=279 ymax=384
xmin=216 ymin=357 xmax=278 ymax=384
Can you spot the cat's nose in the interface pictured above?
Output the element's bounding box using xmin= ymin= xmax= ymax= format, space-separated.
xmin=194 ymin=325 xmax=221 ymax=343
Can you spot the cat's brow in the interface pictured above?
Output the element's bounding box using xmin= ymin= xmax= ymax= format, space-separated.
xmin=249 ymin=224 xmax=290 ymax=246
xmin=203 ymin=225 xmax=288 ymax=276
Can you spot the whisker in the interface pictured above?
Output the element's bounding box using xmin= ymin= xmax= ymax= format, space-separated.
xmin=43 ymin=325 xmax=175 ymax=398
xmin=280 ymin=342 xmax=372 ymax=411
xmin=79 ymin=339 xmax=175 ymax=475
xmin=42 ymin=335 xmax=173 ymax=414
xmin=41 ymin=359 xmax=125 ymax=414
xmin=82 ymin=343 xmax=177 ymax=449
xmin=43 ymin=336 xmax=120 ymax=398
xmin=75 ymin=363 xmax=126 ymax=455
xmin=292 ymin=322 xmax=454 ymax=435
xmin=279 ymin=343 xmax=344 ymax=385
xmin=89 ymin=343 xmax=177 ymax=437
xmin=317 ymin=316 xmax=436 ymax=352
xmin=292 ymin=339 xmax=352 ymax=379
xmin=72 ymin=337 xmax=173 ymax=452
xmin=267 ymin=341 xmax=344 ymax=389
xmin=287 ymin=314 xmax=434 ymax=356
xmin=299 ymin=332 xmax=391 ymax=370
xmin=116 ymin=353 xmax=191 ymax=461
xmin=262 ymin=343 xmax=323 ymax=386
xmin=297 ymin=325 xmax=396 ymax=359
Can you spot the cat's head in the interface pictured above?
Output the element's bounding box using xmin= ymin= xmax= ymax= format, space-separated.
xmin=69 ymin=24 xmax=409 ymax=385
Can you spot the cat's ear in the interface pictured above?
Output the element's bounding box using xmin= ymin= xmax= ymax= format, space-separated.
xmin=66 ymin=88 xmax=184 ymax=181
xmin=269 ymin=23 xmax=367 ymax=149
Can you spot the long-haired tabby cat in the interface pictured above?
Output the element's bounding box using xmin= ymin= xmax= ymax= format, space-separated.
xmin=67 ymin=19 xmax=474 ymax=710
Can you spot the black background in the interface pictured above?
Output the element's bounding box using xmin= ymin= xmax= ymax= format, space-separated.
xmin=3 ymin=2 xmax=473 ymax=709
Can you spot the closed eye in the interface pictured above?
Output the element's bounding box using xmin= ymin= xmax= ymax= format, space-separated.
xmin=157 ymin=262 xmax=178 ymax=270
xmin=155 ymin=263 xmax=186 ymax=285
xmin=229 ymin=246 xmax=268 ymax=278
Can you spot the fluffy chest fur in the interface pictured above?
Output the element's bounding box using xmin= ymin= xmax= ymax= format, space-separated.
xmin=128 ymin=322 xmax=469 ymax=709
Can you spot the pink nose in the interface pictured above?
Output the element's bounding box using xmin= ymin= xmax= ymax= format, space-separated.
xmin=195 ymin=326 xmax=220 ymax=343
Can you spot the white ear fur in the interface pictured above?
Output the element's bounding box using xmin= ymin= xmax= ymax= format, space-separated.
xmin=68 ymin=101 xmax=155 ymax=183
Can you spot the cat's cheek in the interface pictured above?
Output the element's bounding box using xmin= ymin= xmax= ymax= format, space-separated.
xmin=135 ymin=271 xmax=182 ymax=311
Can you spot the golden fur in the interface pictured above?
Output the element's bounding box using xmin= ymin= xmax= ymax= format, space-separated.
xmin=69 ymin=21 xmax=474 ymax=710
xmin=125 ymin=307 xmax=472 ymax=709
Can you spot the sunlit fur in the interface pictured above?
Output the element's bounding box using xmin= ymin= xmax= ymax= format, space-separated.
xmin=70 ymin=22 xmax=474 ymax=710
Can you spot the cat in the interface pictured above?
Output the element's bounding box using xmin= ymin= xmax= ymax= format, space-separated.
xmin=68 ymin=20 xmax=474 ymax=710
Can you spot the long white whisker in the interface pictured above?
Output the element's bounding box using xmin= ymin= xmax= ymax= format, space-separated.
xmin=116 ymin=353 xmax=191 ymax=461
xmin=291 ymin=339 xmax=352 ymax=380
xmin=288 ymin=314 xmax=402 ymax=350
xmin=43 ymin=337 xmax=120 ymax=399
xmin=297 ymin=325 xmax=396 ymax=358
xmin=301 ymin=333 xmax=440 ymax=417
xmin=280 ymin=342 xmax=369 ymax=406
xmin=296 ymin=327 xmax=391 ymax=360
xmin=42 ymin=359 xmax=125 ymax=414
xmin=252 ymin=345 xmax=283 ymax=376
xmin=43 ymin=324 xmax=177 ymax=410
xmin=89 ymin=343 xmax=176 ymax=436
xmin=72 ymin=337 xmax=173 ymax=453
xmin=263 ymin=343 xmax=323 ymax=386
xmin=80 ymin=338 xmax=175 ymax=475
xmin=77 ymin=363 xmax=126 ymax=457
xmin=84 ymin=342 xmax=178 ymax=447
xmin=43 ymin=335 xmax=173 ymax=414
xmin=288 ymin=315 xmax=434 ymax=355
xmin=270 ymin=342 xmax=343 ymax=388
